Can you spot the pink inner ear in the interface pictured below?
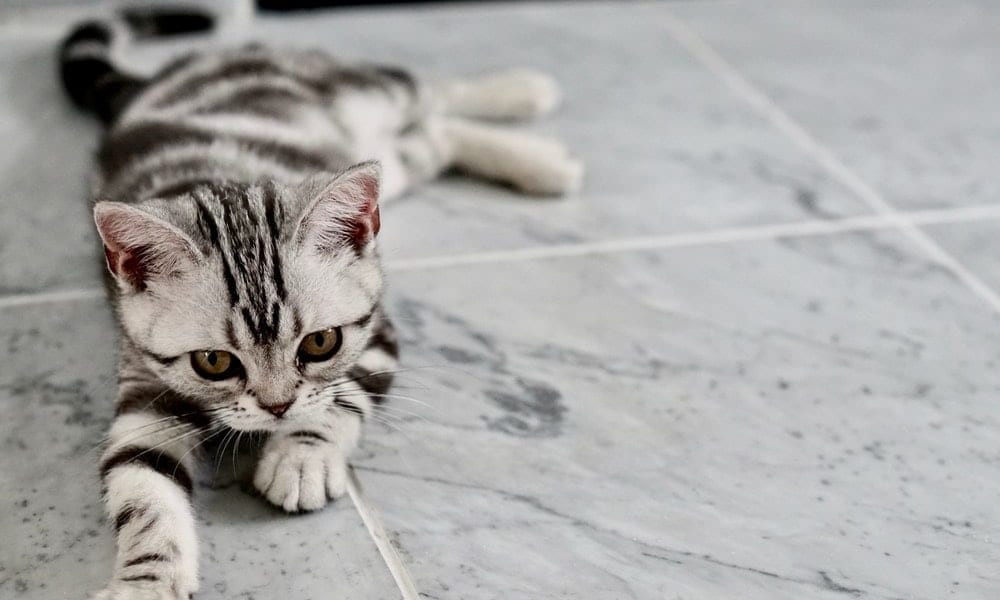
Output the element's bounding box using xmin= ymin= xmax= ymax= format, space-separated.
xmin=95 ymin=203 xmax=198 ymax=290
xmin=350 ymin=201 xmax=381 ymax=248
xmin=371 ymin=204 xmax=381 ymax=236
xmin=351 ymin=171 xmax=381 ymax=245
xmin=302 ymin=164 xmax=382 ymax=251
xmin=360 ymin=175 xmax=378 ymax=209
xmin=104 ymin=244 xmax=150 ymax=290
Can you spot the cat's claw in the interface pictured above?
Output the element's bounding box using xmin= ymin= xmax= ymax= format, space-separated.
xmin=91 ymin=581 xmax=190 ymax=600
xmin=253 ymin=436 xmax=348 ymax=512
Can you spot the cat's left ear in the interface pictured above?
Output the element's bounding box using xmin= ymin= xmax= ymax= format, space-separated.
xmin=295 ymin=161 xmax=381 ymax=253
xmin=94 ymin=202 xmax=202 ymax=291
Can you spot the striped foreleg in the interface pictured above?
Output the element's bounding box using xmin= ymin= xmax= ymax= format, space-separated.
xmin=92 ymin=392 xmax=212 ymax=599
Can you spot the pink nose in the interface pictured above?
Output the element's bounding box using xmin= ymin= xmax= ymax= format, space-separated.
xmin=262 ymin=402 xmax=292 ymax=418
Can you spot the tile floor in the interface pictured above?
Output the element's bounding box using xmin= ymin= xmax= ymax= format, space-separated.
xmin=2 ymin=1 xmax=999 ymax=599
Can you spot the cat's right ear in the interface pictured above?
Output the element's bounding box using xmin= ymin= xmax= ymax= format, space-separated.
xmin=294 ymin=162 xmax=382 ymax=254
xmin=93 ymin=202 xmax=201 ymax=291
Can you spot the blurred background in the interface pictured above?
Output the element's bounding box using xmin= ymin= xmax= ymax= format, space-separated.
xmin=2 ymin=1 xmax=999 ymax=599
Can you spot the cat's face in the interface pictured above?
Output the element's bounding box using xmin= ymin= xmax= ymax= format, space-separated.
xmin=97 ymin=163 xmax=384 ymax=432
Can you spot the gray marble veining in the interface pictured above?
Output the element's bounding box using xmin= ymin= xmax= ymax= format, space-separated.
xmin=925 ymin=220 xmax=1000 ymax=292
xmin=670 ymin=0 xmax=1000 ymax=211
xmin=357 ymin=230 xmax=1000 ymax=599
xmin=0 ymin=37 xmax=102 ymax=295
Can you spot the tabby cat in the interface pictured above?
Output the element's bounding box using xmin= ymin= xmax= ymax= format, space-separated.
xmin=59 ymin=8 xmax=581 ymax=599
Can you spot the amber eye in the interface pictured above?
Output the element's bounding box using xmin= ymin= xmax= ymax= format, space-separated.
xmin=190 ymin=350 xmax=242 ymax=381
xmin=298 ymin=327 xmax=342 ymax=363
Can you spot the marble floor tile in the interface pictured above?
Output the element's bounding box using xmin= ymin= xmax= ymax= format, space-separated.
xmin=670 ymin=0 xmax=1000 ymax=211
xmin=0 ymin=37 xmax=103 ymax=295
xmin=0 ymin=1 xmax=875 ymax=295
xmin=923 ymin=220 xmax=1000 ymax=292
xmin=0 ymin=302 xmax=399 ymax=600
xmin=356 ymin=229 xmax=1000 ymax=600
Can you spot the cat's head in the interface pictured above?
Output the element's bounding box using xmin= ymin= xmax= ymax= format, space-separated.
xmin=94 ymin=162 xmax=385 ymax=432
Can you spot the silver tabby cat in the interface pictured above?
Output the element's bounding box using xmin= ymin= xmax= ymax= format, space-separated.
xmin=60 ymin=9 xmax=581 ymax=600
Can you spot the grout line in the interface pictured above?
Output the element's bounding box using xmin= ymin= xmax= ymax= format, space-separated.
xmin=5 ymin=203 xmax=1000 ymax=310
xmin=0 ymin=287 xmax=105 ymax=310
xmin=345 ymin=466 xmax=420 ymax=600
xmin=658 ymin=7 xmax=1000 ymax=314
xmin=384 ymin=204 xmax=1000 ymax=271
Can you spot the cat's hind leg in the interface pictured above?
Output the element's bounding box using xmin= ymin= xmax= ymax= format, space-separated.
xmin=327 ymin=64 xmax=581 ymax=197
xmin=428 ymin=70 xmax=582 ymax=194
xmin=442 ymin=119 xmax=584 ymax=196
xmin=380 ymin=117 xmax=583 ymax=198
xmin=436 ymin=68 xmax=561 ymax=121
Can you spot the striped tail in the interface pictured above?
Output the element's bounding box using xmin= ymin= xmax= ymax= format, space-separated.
xmin=58 ymin=8 xmax=215 ymax=125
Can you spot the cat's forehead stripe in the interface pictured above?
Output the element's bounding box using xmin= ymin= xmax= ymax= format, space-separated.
xmin=193 ymin=183 xmax=288 ymax=346
xmin=262 ymin=182 xmax=288 ymax=301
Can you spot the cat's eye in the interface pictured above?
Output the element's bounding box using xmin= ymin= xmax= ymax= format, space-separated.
xmin=298 ymin=327 xmax=342 ymax=363
xmin=190 ymin=350 xmax=243 ymax=381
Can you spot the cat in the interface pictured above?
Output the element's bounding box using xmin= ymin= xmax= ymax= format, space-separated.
xmin=59 ymin=7 xmax=582 ymax=600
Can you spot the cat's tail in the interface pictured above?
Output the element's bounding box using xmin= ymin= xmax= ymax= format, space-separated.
xmin=59 ymin=8 xmax=215 ymax=125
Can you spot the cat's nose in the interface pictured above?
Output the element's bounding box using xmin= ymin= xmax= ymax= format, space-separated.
xmin=261 ymin=402 xmax=293 ymax=418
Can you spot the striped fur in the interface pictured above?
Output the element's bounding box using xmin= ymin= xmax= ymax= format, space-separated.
xmin=63 ymin=9 xmax=581 ymax=600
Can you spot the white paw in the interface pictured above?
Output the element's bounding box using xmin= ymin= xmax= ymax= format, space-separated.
xmin=253 ymin=436 xmax=348 ymax=512
xmin=91 ymin=581 xmax=186 ymax=600
xmin=510 ymin=140 xmax=585 ymax=196
xmin=529 ymin=155 xmax=585 ymax=196
xmin=484 ymin=68 xmax=562 ymax=119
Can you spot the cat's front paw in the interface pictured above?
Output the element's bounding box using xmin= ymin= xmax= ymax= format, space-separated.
xmin=253 ymin=435 xmax=348 ymax=512
xmin=91 ymin=580 xmax=188 ymax=600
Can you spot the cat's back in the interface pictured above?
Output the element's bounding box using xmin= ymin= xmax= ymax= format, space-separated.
xmin=98 ymin=45 xmax=353 ymax=203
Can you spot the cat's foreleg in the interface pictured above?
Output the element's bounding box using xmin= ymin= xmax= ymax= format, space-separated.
xmin=92 ymin=398 xmax=207 ymax=600
xmin=252 ymin=406 xmax=360 ymax=513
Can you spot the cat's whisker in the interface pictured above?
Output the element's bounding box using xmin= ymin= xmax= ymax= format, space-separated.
xmin=364 ymin=413 xmax=405 ymax=432
xmin=94 ymin=408 xmax=228 ymax=451
xmin=339 ymin=390 xmax=436 ymax=410
xmin=173 ymin=426 xmax=226 ymax=479
xmin=365 ymin=413 xmax=425 ymax=448
xmin=96 ymin=420 xmax=196 ymax=455
xmin=374 ymin=363 xmax=486 ymax=384
xmin=214 ymin=428 xmax=239 ymax=477
xmin=232 ymin=430 xmax=246 ymax=479
xmin=379 ymin=381 xmax=433 ymax=392
xmin=341 ymin=364 xmax=448 ymax=381
xmin=117 ymin=387 xmax=177 ymax=415
xmin=372 ymin=402 xmax=426 ymax=418
xmin=120 ymin=425 xmax=212 ymax=466
xmin=372 ymin=405 xmax=431 ymax=428
xmin=101 ymin=405 xmax=227 ymax=434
